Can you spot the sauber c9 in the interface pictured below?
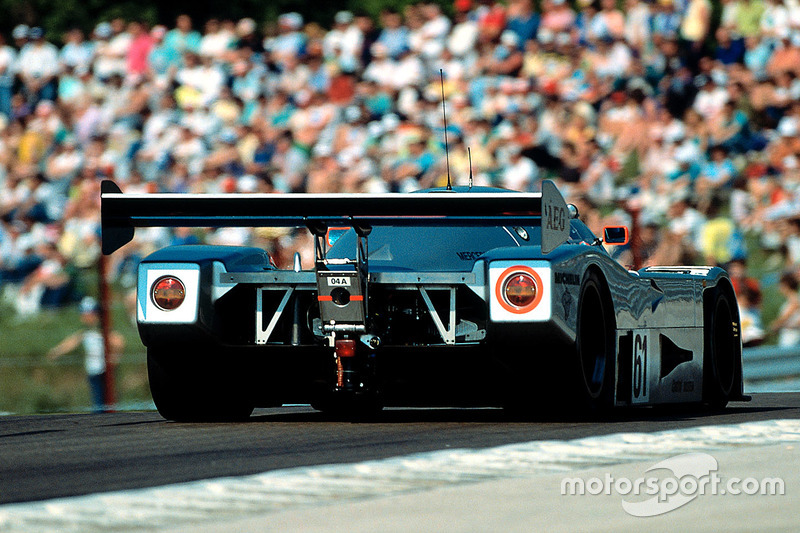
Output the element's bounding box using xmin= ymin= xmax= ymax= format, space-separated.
xmin=101 ymin=180 xmax=746 ymax=421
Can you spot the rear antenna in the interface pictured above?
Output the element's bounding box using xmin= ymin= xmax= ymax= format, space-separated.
xmin=439 ymin=69 xmax=452 ymax=191
xmin=467 ymin=147 xmax=473 ymax=190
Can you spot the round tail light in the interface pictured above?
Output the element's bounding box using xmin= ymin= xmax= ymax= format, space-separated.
xmin=495 ymin=265 xmax=543 ymax=314
xmin=504 ymin=273 xmax=537 ymax=308
xmin=152 ymin=276 xmax=186 ymax=311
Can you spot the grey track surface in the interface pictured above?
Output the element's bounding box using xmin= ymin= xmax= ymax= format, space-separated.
xmin=0 ymin=393 xmax=797 ymax=505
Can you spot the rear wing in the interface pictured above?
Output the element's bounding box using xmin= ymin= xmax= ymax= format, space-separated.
xmin=100 ymin=179 xmax=570 ymax=255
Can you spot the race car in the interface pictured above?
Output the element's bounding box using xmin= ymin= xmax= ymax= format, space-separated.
xmin=101 ymin=179 xmax=746 ymax=421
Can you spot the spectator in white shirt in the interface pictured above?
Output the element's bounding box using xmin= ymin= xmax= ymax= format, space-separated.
xmin=16 ymin=27 xmax=59 ymax=104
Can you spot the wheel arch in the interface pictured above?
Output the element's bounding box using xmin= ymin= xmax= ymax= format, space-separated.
xmin=584 ymin=264 xmax=617 ymax=330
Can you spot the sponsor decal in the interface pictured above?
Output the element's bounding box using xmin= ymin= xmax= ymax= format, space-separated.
xmin=456 ymin=251 xmax=485 ymax=261
xmin=671 ymin=380 xmax=695 ymax=393
xmin=554 ymin=272 xmax=580 ymax=285
xmin=561 ymin=287 xmax=573 ymax=320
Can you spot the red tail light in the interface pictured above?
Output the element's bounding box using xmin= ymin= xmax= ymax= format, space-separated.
xmin=495 ymin=265 xmax=544 ymax=314
xmin=504 ymin=273 xmax=537 ymax=307
xmin=151 ymin=276 xmax=186 ymax=311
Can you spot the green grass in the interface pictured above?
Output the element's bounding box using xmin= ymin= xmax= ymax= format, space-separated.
xmin=0 ymin=292 xmax=150 ymax=415
xmin=741 ymin=231 xmax=784 ymax=344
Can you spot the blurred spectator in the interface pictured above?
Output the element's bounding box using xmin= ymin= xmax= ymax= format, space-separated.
xmin=199 ymin=19 xmax=234 ymax=60
xmin=714 ymin=27 xmax=745 ymax=64
xmin=735 ymin=0 xmax=767 ymax=38
xmin=0 ymin=3 xmax=796 ymax=343
xmin=506 ymin=0 xmax=539 ymax=48
xmin=48 ymin=296 xmax=124 ymax=412
xmin=0 ymin=33 xmax=15 ymax=119
xmin=16 ymin=27 xmax=59 ymax=104
xmin=700 ymin=196 xmax=743 ymax=265
xmin=770 ymin=272 xmax=800 ymax=346
xmin=126 ymin=21 xmax=154 ymax=81
xmin=164 ymin=14 xmax=202 ymax=55
xmin=15 ymin=241 xmax=72 ymax=316
xmin=377 ymin=8 xmax=410 ymax=59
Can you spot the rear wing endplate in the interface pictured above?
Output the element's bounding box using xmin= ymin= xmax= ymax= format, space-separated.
xmin=100 ymin=180 xmax=570 ymax=255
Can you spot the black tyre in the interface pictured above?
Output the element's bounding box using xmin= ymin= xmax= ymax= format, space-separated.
xmin=147 ymin=347 xmax=254 ymax=422
xmin=574 ymin=271 xmax=616 ymax=409
xmin=703 ymin=285 xmax=741 ymax=408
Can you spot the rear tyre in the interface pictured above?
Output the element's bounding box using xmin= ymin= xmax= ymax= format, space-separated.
xmin=703 ymin=284 xmax=741 ymax=409
xmin=574 ymin=271 xmax=616 ymax=410
xmin=147 ymin=347 xmax=254 ymax=422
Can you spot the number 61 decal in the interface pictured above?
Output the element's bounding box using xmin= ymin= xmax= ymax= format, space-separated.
xmin=632 ymin=332 xmax=650 ymax=404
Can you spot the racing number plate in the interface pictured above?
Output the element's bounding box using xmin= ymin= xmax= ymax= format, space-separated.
xmin=631 ymin=330 xmax=651 ymax=404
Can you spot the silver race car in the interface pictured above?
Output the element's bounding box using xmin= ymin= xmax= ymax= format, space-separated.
xmin=101 ymin=180 xmax=746 ymax=421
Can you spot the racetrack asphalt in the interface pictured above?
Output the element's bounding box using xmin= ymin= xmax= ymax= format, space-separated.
xmin=0 ymin=393 xmax=798 ymax=505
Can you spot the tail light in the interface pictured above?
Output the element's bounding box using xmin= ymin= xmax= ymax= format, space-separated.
xmin=496 ymin=266 xmax=543 ymax=314
xmin=151 ymin=276 xmax=186 ymax=311
xmin=335 ymin=339 xmax=356 ymax=358
xmin=504 ymin=273 xmax=537 ymax=307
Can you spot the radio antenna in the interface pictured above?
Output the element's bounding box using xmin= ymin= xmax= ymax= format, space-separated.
xmin=439 ymin=69 xmax=452 ymax=191
xmin=468 ymin=147 xmax=473 ymax=190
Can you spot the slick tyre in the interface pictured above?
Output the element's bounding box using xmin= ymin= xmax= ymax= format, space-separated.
xmin=703 ymin=284 xmax=741 ymax=409
xmin=574 ymin=271 xmax=616 ymax=410
xmin=147 ymin=347 xmax=254 ymax=422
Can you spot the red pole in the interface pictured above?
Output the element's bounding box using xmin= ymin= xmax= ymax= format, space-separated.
xmin=98 ymin=254 xmax=116 ymax=410
xmin=628 ymin=205 xmax=642 ymax=270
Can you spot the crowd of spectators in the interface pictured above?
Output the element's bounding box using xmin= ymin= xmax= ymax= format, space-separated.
xmin=1 ymin=0 xmax=800 ymax=344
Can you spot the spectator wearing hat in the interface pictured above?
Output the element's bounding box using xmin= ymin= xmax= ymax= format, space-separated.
xmin=324 ymin=11 xmax=360 ymax=71
xmin=92 ymin=22 xmax=116 ymax=80
xmin=11 ymin=24 xmax=29 ymax=49
xmin=269 ymin=12 xmax=307 ymax=66
xmin=16 ymin=27 xmax=58 ymax=105
xmin=48 ymin=296 xmax=124 ymax=412
xmin=231 ymin=18 xmax=264 ymax=58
